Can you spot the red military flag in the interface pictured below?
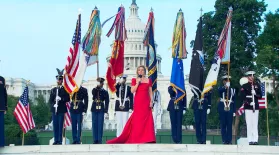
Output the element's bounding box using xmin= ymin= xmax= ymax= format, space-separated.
xmin=106 ymin=6 xmax=126 ymax=92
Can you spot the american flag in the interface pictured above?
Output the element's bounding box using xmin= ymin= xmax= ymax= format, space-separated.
xmin=258 ymin=82 xmax=267 ymax=109
xmin=237 ymin=82 xmax=267 ymax=116
xmin=13 ymin=87 xmax=35 ymax=133
xmin=63 ymin=102 xmax=71 ymax=128
xmin=64 ymin=14 xmax=81 ymax=94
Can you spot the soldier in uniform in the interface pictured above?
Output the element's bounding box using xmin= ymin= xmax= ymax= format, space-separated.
xmin=218 ymin=75 xmax=236 ymax=144
xmin=192 ymin=91 xmax=211 ymax=144
xmin=152 ymin=89 xmax=162 ymax=135
xmin=167 ymin=86 xmax=186 ymax=144
xmin=49 ymin=68 xmax=70 ymax=145
xmin=70 ymin=86 xmax=88 ymax=144
xmin=115 ymin=75 xmax=133 ymax=137
xmin=91 ymin=77 xmax=109 ymax=144
xmin=0 ymin=76 xmax=7 ymax=147
xmin=240 ymin=71 xmax=262 ymax=145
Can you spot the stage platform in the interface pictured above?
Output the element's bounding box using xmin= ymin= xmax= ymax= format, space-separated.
xmin=0 ymin=144 xmax=278 ymax=155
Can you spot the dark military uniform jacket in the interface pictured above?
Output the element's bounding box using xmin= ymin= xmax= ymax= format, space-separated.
xmin=70 ymin=86 xmax=88 ymax=114
xmin=115 ymin=83 xmax=133 ymax=112
xmin=218 ymin=86 xmax=236 ymax=113
xmin=191 ymin=91 xmax=212 ymax=111
xmin=0 ymin=76 xmax=7 ymax=111
xmin=241 ymin=82 xmax=262 ymax=110
xmin=167 ymin=86 xmax=187 ymax=111
xmin=49 ymin=85 xmax=70 ymax=113
xmin=91 ymin=86 xmax=109 ymax=113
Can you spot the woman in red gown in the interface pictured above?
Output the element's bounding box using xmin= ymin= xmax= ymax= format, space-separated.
xmin=107 ymin=65 xmax=156 ymax=143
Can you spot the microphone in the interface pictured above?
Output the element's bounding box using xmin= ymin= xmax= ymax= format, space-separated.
xmin=138 ymin=75 xmax=142 ymax=84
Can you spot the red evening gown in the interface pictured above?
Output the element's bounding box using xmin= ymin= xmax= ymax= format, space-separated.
xmin=107 ymin=78 xmax=156 ymax=143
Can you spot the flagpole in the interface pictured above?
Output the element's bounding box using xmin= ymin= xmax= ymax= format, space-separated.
xmin=97 ymin=56 xmax=99 ymax=78
xmin=22 ymin=132 xmax=24 ymax=146
xmin=266 ymin=96 xmax=270 ymax=145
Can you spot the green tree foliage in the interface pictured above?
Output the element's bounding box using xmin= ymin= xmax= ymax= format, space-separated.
xmin=256 ymin=9 xmax=279 ymax=110
xmin=32 ymin=94 xmax=51 ymax=129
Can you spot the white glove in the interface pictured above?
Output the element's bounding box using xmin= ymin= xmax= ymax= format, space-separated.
xmin=251 ymin=90 xmax=256 ymax=95
xmin=233 ymin=113 xmax=236 ymax=117
xmin=82 ymin=112 xmax=86 ymax=116
xmin=226 ymin=82 xmax=230 ymax=87
xmin=129 ymin=109 xmax=133 ymax=113
xmin=207 ymin=109 xmax=210 ymax=114
xmin=183 ymin=110 xmax=186 ymax=115
xmin=53 ymin=103 xmax=58 ymax=108
xmin=250 ymin=102 xmax=255 ymax=106
xmin=55 ymin=96 xmax=61 ymax=102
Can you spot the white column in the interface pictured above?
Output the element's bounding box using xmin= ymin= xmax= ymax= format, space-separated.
xmin=134 ymin=57 xmax=137 ymax=68
xmin=138 ymin=57 xmax=140 ymax=67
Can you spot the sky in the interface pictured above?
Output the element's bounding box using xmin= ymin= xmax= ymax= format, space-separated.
xmin=0 ymin=0 xmax=278 ymax=85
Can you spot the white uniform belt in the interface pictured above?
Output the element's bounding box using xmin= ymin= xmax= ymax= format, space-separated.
xmin=116 ymin=97 xmax=129 ymax=102
xmin=220 ymin=98 xmax=233 ymax=103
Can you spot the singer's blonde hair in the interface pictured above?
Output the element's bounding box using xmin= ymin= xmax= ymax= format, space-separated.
xmin=136 ymin=65 xmax=146 ymax=76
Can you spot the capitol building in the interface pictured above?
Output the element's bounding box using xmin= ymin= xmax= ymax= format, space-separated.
xmin=4 ymin=1 xmax=275 ymax=131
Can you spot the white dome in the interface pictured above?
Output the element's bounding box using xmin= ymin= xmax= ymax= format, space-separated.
xmin=107 ymin=0 xmax=162 ymax=77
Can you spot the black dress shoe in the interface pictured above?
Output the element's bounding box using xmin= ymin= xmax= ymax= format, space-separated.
xmin=93 ymin=141 xmax=98 ymax=144
xmin=72 ymin=141 xmax=77 ymax=144
xmin=249 ymin=142 xmax=253 ymax=145
xmin=253 ymin=142 xmax=258 ymax=145
xmin=197 ymin=141 xmax=201 ymax=144
xmin=76 ymin=141 xmax=81 ymax=144
xmin=53 ymin=142 xmax=58 ymax=145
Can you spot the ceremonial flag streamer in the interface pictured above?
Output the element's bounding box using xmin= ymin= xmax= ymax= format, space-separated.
xmin=143 ymin=10 xmax=157 ymax=92
xmin=14 ymin=86 xmax=35 ymax=133
xmin=81 ymin=6 xmax=101 ymax=67
xmin=170 ymin=9 xmax=187 ymax=103
xmin=201 ymin=7 xmax=233 ymax=97
xmin=189 ymin=16 xmax=204 ymax=99
xmin=106 ymin=6 xmax=126 ymax=92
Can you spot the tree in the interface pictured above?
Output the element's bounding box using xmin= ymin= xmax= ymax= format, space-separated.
xmin=5 ymin=95 xmax=19 ymax=125
xmin=183 ymin=97 xmax=194 ymax=129
xmin=202 ymin=0 xmax=267 ymax=130
xmin=256 ymin=9 xmax=279 ymax=111
xmin=32 ymin=94 xmax=51 ymax=129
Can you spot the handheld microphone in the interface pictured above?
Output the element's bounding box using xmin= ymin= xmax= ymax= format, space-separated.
xmin=138 ymin=75 xmax=142 ymax=84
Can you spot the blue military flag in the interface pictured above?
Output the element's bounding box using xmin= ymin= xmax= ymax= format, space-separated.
xmin=143 ymin=10 xmax=157 ymax=92
xmin=170 ymin=58 xmax=186 ymax=103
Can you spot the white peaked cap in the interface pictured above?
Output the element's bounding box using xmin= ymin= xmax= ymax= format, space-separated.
xmin=245 ymin=71 xmax=256 ymax=75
